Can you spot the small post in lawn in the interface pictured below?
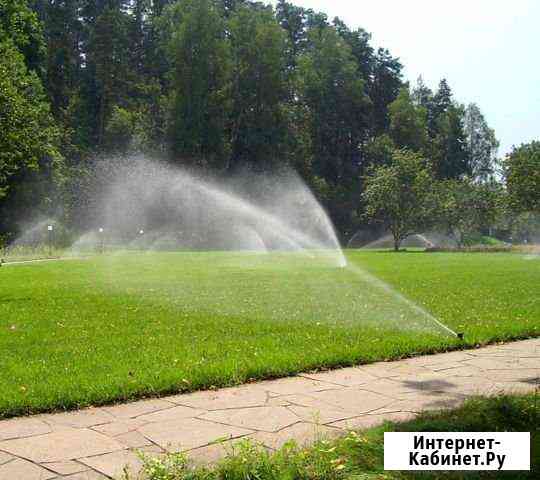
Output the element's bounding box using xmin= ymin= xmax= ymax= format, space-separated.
xmin=98 ymin=227 xmax=104 ymax=254
xmin=47 ymin=224 xmax=53 ymax=257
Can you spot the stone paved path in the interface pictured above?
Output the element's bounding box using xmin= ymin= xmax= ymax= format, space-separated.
xmin=1 ymin=339 xmax=538 ymax=479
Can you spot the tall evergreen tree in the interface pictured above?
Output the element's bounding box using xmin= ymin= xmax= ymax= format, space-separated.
xmin=168 ymin=0 xmax=231 ymax=167
xmin=369 ymin=48 xmax=403 ymax=135
xmin=388 ymin=88 xmax=428 ymax=152
xmin=297 ymin=25 xmax=369 ymax=186
xmin=228 ymin=5 xmax=289 ymax=171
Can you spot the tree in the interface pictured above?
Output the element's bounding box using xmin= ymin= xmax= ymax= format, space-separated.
xmin=362 ymin=149 xmax=435 ymax=251
xmin=167 ymin=0 xmax=231 ymax=167
xmin=297 ymin=25 xmax=369 ymax=185
xmin=504 ymin=141 xmax=540 ymax=212
xmin=437 ymin=179 xmax=503 ymax=248
xmin=368 ymin=48 xmax=403 ymax=135
xmin=228 ymin=5 xmax=289 ymax=171
xmin=86 ymin=5 xmax=134 ymax=147
xmin=412 ymin=76 xmax=433 ymax=109
xmin=431 ymin=103 xmax=469 ymax=179
xmin=0 ymin=39 xmax=62 ymax=231
xmin=1 ymin=0 xmax=45 ymax=74
xmin=464 ymin=103 xmax=499 ymax=182
xmin=276 ymin=0 xmax=308 ymax=69
xmin=388 ymin=87 xmax=428 ymax=152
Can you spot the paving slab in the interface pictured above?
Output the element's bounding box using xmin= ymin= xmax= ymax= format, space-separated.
xmin=0 ymin=452 xmax=13 ymax=466
xmin=114 ymin=430 xmax=153 ymax=448
xmin=199 ymin=406 xmax=299 ymax=433
xmin=79 ymin=450 xmax=143 ymax=479
xmin=299 ymin=367 xmax=376 ymax=387
xmin=139 ymin=417 xmax=253 ymax=451
xmin=0 ymin=458 xmax=56 ymax=480
xmin=308 ymin=388 xmax=395 ymax=413
xmin=62 ymin=470 xmax=108 ymax=479
xmin=42 ymin=408 xmax=115 ymax=430
xmin=286 ymin=403 xmax=356 ymax=424
xmin=0 ymin=417 xmax=51 ymax=441
xmin=170 ymin=385 xmax=268 ymax=410
xmin=0 ymin=428 xmax=124 ymax=463
xmin=102 ymin=399 xmax=176 ymax=419
xmin=91 ymin=419 xmax=148 ymax=437
xmin=188 ymin=437 xmax=259 ymax=465
xmin=330 ymin=412 xmax=417 ymax=430
xmin=257 ymin=377 xmax=336 ymax=396
xmin=40 ymin=460 xmax=87 ymax=476
xmin=250 ymin=422 xmax=340 ymax=450
xmin=136 ymin=405 xmax=205 ymax=423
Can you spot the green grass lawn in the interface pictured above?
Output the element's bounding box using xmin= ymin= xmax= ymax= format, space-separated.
xmin=136 ymin=394 xmax=539 ymax=480
xmin=0 ymin=250 xmax=539 ymax=417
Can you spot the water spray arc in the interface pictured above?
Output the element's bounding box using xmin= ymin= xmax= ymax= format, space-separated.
xmin=88 ymin=158 xmax=346 ymax=267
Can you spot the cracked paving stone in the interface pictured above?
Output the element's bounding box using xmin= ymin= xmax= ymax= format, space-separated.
xmin=199 ymin=406 xmax=299 ymax=433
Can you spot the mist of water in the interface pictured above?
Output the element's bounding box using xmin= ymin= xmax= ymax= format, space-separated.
xmin=70 ymin=157 xmax=346 ymax=267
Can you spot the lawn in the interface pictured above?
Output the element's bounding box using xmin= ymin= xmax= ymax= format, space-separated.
xmin=0 ymin=250 xmax=539 ymax=417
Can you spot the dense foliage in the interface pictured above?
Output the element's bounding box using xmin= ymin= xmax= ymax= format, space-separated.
xmin=0 ymin=0 xmax=536 ymax=241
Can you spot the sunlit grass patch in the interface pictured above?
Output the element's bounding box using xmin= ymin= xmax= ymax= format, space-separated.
xmin=0 ymin=250 xmax=538 ymax=417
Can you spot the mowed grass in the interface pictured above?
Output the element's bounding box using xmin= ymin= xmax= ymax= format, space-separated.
xmin=0 ymin=250 xmax=538 ymax=417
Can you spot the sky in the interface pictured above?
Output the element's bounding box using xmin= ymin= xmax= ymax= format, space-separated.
xmin=269 ymin=0 xmax=540 ymax=156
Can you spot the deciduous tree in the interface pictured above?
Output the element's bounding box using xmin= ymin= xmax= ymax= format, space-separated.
xmin=362 ymin=149 xmax=435 ymax=251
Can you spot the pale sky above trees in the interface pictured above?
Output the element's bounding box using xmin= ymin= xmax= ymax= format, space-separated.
xmin=270 ymin=0 xmax=540 ymax=156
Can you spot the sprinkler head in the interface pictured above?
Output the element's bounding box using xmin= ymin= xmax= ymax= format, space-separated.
xmin=457 ymin=332 xmax=465 ymax=341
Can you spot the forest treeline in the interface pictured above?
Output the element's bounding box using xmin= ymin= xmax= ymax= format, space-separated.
xmin=0 ymin=0 xmax=538 ymax=243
